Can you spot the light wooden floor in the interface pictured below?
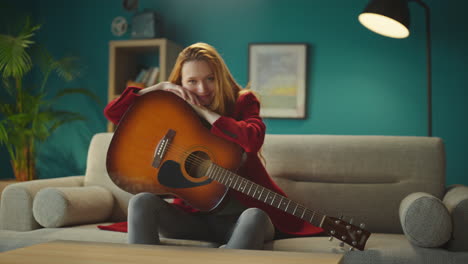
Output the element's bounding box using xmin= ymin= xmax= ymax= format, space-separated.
xmin=0 ymin=240 xmax=344 ymax=264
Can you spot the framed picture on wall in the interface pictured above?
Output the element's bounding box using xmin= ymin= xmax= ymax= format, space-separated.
xmin=248 ymin=43 xmax=307 ymax=119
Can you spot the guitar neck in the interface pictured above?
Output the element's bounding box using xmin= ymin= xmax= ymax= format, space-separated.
xmin=206 ymin=163 xmax=326 ymax=228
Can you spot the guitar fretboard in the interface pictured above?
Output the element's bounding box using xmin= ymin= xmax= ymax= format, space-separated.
xmin=206 ymin=163 xmax=326 ymax=227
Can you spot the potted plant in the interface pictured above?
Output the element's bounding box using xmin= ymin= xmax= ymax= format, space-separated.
xmin=0 ymin=18 xmax=100 ymax=181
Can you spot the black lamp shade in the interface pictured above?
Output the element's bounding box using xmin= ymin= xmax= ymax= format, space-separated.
xmin=359 ymin=0 xmax=411 ymax=38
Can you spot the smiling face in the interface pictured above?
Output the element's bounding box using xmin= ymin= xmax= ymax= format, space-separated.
xmin=169 ymin=42 xmax=242 ymax=115
xmin=181 ymin=60 xmax=216 ymax=106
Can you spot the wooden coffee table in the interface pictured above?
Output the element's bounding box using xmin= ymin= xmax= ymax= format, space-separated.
xmin=0 ymin=240 xmax=343 ymax=264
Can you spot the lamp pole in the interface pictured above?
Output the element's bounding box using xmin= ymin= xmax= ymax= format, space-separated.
xmin=359 ymin=0 xmax=432 ymax=137
xmin=411 ymin=0 xmax=432 ymax=137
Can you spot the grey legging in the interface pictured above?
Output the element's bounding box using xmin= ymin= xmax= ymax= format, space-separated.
xmin=128 ymin=192 xmax=275 ymax=249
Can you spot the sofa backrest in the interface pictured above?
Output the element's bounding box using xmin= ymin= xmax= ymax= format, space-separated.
xmin=262 ymin=134 xmax=446 ymax=234
xmin=84 ymin=133 xmax=132 ymax=222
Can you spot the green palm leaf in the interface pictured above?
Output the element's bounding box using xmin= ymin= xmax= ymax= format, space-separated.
xmin=0 ymin=102 xmax=15 ymax=115
xmin=49 ymin=111 xmax=86 ymax=131
xmin=35 ymin=110 xmax=86 ymax=141
xmin=0 ymin=34 xmax=32 ymax=79
xmin=0 ymin=17 xmax=40 ymax=79
xmin=53 ymin=56 xmax=82 ymax=82
xmin=0 ymin=121 xmax=8 ymax=144
xmin=1 ymin=77 xmax=16 ymax=96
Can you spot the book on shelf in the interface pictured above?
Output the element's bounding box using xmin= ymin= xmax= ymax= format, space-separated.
xmin=135 ymin=69 xmax=148 ymax=83
xmin=134 ymin=67 xmax=160 ymax=87
xmin=141 ymin=69 xmax=152 ymax=85
xmin=146 ymin=67 xmax=160 ymax=86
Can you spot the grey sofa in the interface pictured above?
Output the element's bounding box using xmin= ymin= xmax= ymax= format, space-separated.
xmin=1 ymin=133 xmax=467 ymax=264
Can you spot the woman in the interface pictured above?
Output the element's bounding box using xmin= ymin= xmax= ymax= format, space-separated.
xmin=104 ymin=43 xmax=323 ymax=250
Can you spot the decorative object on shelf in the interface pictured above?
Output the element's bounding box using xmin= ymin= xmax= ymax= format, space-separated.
xmin=358 ymin=0 xmax=433 ymax=136
xmin=111 ymin=16 xmax=128 ymax=37
xmin=122 ymin=0 xmax=138 ymax=11
xmin=112 ymin=0 xmax=161 ymax=39
xmin=131 ymin=10 xmax=161 ymax=39
xmin=0 ymin=17 xmax=101 ymax=181
xmin=248 ymin=43 xmax=307 ymax=119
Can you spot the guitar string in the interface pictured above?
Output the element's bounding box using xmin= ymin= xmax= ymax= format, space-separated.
xmin=158 ymin=140 xmax=366 ymax=248
xmin=155 ymin=141 xmax=326 ymax=223
xmin=163 ymin=143 xmax=209 ymax=164
xmin=163 ymin=142 xmax=323 ymax=219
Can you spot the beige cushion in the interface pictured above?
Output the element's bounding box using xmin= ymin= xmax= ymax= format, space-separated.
xmin=399 ymin=192 xmax=452 ymax=247
xmin=33 ymin=186 xmax=114 ymax=227
xmin=443 ymin=185 xmax=468 ymax=251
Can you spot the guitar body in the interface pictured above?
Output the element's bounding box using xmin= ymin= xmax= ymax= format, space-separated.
xmin=107 ymin=91 xmax=372 ymax=250
xmin=106 ymin=91 xmax=244 ymax=211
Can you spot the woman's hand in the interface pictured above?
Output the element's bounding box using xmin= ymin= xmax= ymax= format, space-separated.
xmin=138 ymin=82 xmax=201 ymax=106
xmin=136 ymin=82 xmax=167 ymax=95
xmin=190 ymin=104 xmax=220 ymax=125
xmin=137 ymin=82 xmax=218 ymax=123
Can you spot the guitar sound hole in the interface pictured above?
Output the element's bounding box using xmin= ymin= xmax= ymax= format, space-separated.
xmin=185 ymin=151 xmax=211 ymax=179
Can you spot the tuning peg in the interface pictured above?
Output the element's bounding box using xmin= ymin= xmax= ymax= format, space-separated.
xmin=349 ymin=218 xmax=354 ymax=224
xmin=360 ymin=223 xmax=366 ymax=229
xmin=349 ymin=247 xmax=354 ymax=251
xmin=339 ymin=242 xmax=345 ymax=247
xmin=329 ymin=236 xmax=334 ymax=241
xmin=335 ymin=215 xmax=344 ymax=225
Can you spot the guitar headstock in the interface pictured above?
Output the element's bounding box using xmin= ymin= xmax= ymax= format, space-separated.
xmin=321 ymin=216 xmax=371 ymax=251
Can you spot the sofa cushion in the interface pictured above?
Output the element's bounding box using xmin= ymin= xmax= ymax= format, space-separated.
xmin=399 ymin=192 xmax=452 ymax=248
xmin=33 ymin=186 xmax=114 ymax=227
xmin=443 ymin=185 xmax=468 ymax=252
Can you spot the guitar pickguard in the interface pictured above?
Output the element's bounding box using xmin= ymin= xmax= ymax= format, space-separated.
xmin=158 ymin=160 xmax=212 ymax=188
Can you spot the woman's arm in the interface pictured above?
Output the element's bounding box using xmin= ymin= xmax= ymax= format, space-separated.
xmin=103 ymin=86 xmax=143 ymax=125
xmin=210 ymin=92 xmax=266 ymax=153
xmin=103 ymin=82 xmax=194 ymax=125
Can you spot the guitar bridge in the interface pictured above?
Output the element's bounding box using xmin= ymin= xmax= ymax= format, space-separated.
xmin=152 ymin=129 xmax=176 ymax=168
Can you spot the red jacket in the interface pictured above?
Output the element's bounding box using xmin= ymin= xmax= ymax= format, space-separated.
xmin=104 ymin=86 xmax=323 ymax=236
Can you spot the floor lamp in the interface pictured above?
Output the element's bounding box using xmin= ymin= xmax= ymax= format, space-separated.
xmin=358 ymin=0 xmax=432 ymax=137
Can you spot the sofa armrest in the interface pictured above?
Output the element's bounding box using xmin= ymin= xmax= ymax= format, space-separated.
xmin=0 ymin=176 xmax=84 ymax=231
xmin=443 ymin=185 xmax=468 ymax=252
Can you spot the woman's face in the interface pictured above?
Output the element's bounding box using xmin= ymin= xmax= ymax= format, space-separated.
xmin=181 ymin=60 xmax=216 ymax=106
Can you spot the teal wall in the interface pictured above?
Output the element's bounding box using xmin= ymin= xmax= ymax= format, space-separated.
xmin=1 ymin=0 xmax=467 ymax=186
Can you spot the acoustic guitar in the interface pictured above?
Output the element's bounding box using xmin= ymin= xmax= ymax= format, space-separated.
xmin=106 ymin=90 xmax=371 ymax=250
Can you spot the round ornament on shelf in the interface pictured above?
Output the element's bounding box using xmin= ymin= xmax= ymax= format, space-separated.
xmin=111 ymin=16 xmax=128 ymax=37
